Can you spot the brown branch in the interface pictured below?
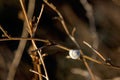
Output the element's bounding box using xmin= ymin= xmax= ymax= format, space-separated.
xmin=43 ymin=0 xmax=80 ymax=48
xmin=82 ymin=58 xmax=96 ymax=80
xmin=19 ymin=0 xmax=49 ymax=80
xmin=33 ymin=4 xmax=45 ymax=34
xmin=19 ymin=0 xmax=33 ymax=35
xmin=0 ymin=25 xmax=10 ymax=38
xmin=29 ymin=69 xmax=47 ymax=79
xmin=80 ymin=0 xmax=99 ymax=49
xmin=0 ymin=37 xmax=49 ymax=43
xmin=79 ymin=1 xmax=100 ymax=79
xmin=7 ymin=0 xmax=35 ymax=80
xmin=43 ymin=0 xmax=96 ymax=80
xmin=83 ymin=41 xmax=106 ymax=61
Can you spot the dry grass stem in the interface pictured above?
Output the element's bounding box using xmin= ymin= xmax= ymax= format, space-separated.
xmin=20 ymin=0 xmax=49 ymax=79
xmin=83 ymin=55 xmax=102 ymax=64
xmin=43 ymin=1 xmax=96 ymax=79
xmin=29 ymin=69 xmax=47 ymax=79
xmin=33 ymin=4 xmax=45 ymax=34
xmin=0 ymin=27 xmax=102 ymax=66
xmin=55 ymin=44 xmax=70 ymax=51
xmin=82 ymin=58 xmax=96 ymax=80
xmin=19 ymin=0 xmax=33 ymax=35
xmin=31 ymin=43 xmax=49 ymax=80
xmin=80 ymin=1 xmax=99 ymax=79
xmin=83 ymin=41 xmax=106 ymax=61
xmin=0 ymin=25 xmax=10 ymax=38
xmin=71 ymin=27 xmax=76 ymax=37
xmin=83 ymin=41 xmax=120 ymax=69
xmin=43 ymin=0 xmax=80 ymax=48
xmin=80 ymin=0 xmax=99 ymax=49
xmin=56 ymin=44 xmax=102 ymax=65
xmin=0 ymin=0 xmax=119 ymax=80
xmin=37 ymin=64 xmax=42 ymax=80
xmin=7 ymin=0 xmax=35 ymax=80
xmin=0 ymin=37 xmax=49 ymax=43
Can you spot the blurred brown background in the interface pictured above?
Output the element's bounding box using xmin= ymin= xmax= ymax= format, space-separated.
xmin=0 ymin=0 xmax=120 ymax=80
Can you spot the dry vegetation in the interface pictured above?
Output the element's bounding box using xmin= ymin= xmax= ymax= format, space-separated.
xmin=0 ymin=0 xmax=120 ymax=80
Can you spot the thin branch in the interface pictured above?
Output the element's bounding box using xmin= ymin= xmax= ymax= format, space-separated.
xmin=79 ymin=1 xmax=115 ymax=79
xmin=33 ymin=4 xmax=45 ymax=34
xmin=80 ymin=0 xmax=99 ymax=49
xmin=31 ymin=40 xmax=49 ymax=80
xmin=83 ymin=41 xmax=106 ymax=61
xmin=43 ymin=1 xmax=96 ymax=79
xmin=19 ymin=0 xmax=49 ymax=80
xmin=79 ymin=1 xmax=100 ymax=79
xmin=83 ymin=41 xmax=120 ymax=69
xmin=7 ymin=0 xmax=35 ymax=80
xmin=43 ymin=0 xmax=96 ymax=79
xmin=0 ymin=37 xmax=49 ymax=43
xmin=31 ymin=43 xmax=104 ymax=65
xmin=82 ymin=58 xmax=96 ymax=80
xmin=55 ymin=44 xmax=70 ymax=51
xmin=19 ymin=0 xmax=33 ymax=35
xmin=43 ymin=0 xmax=80 ymax=48
xmin=0 ymin=25 xmax=10 ymax=38
xmin=29 ymin=69 xmax=47 ymax=79
xmin=83 ymin=55 xmax=102 ymax=65
xmin=71 ymin=27 xmax=76 ymax=37
xmin=37 ymin=64 xmax=42 ymax=80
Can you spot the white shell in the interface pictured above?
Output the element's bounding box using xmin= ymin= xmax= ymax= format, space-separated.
xmin=69 ymin=50 xmax=80 ymax=59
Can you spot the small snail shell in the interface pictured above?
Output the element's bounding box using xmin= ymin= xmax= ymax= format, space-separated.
xmin=69 ymin=50 xmax=80 ymax=59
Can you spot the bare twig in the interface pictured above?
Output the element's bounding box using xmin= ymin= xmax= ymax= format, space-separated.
xmin=83 ymin=41 xmax=120 ymax=69
xmin=83 ymin=55 xmax=102 ymax=65
xmin=0 ymin=25 xmax=10 ymax=38
xmin=82 ymin=58 xmax=96 ymax=80
xmin=31 ymin=42 xmax=49 ymax=80
xmin=19 ymin=0 xmax=33 ymax=35
xmin=37 ymin=62 xmax=42 ymax=80
xmin=7 ymin=0 xmax=35 ymax=80
xmin=19 ymin=0 xmax=49 ymax=80
xmin=29 ymin=69 xmax=47 ymax=79
xmin=80 ymin=1 xmax=99 ymax=79
xmin=33 ymin=4 xmax=45 ymax=34
xmin=83 ymin=41 xmax=106 ymax=61
xmin=43 ymin=0 xmax=80 ymax=48
xmin=71 ymin=27 xmax=76 ymax=37
xmin=43 ymin=1 xmax=96 ymax=79
xmin=80 ymin=0 xmax=99 ymax=49
xmin=0 ymin=37 xmax=49 ymax=43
